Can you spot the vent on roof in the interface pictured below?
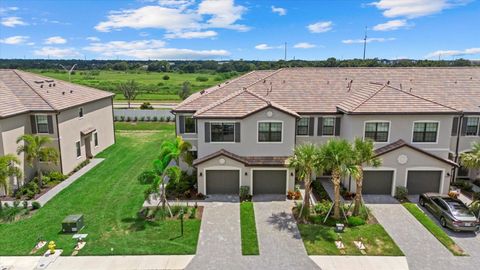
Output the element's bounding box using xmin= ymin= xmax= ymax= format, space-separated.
xmin=40 ymin=85 xmax=43 ymax=88
xmin=62 ymin=91 xmax=65 ymax=95
xmin=347 ymin=80 xmax=353 ymax=92
xmin=49 ymin=84 xmax=52 ymax=87
xmin=34 ymin=80 xmax=44 ymax=84
xmin=53 ymin=83 xmax=56 ymax=87
xmin=200 ymin=90 xmax=206 ymax=95
xmin=45 ymin=79 xmax=54 ymax=83
xmin=70 ymin=90 xmax=73 ymax=93
xmin=400 ymin=83 xmax=403 ymax=90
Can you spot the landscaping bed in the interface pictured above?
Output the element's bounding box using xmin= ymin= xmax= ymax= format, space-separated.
xmin=240 ymin=202 xmax=259 ymax=255
xmin=1 ymin=171 xmax=69 ymax=201
xmin=311 ymin=180 xmax=330 ymax=202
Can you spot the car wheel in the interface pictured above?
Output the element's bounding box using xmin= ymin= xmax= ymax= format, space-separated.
xmin=440 ymin=217 xmax=447 ymax=228
xmin=419 ymin=198 xmax=425 ymax=206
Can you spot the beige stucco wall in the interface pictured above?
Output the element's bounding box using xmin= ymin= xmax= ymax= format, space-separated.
xmin=195 ymin=154 xmax=295 ymax=195
xmin=57 ymin=98 xmax=115 ymax=174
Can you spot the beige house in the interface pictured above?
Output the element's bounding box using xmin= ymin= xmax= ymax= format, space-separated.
xmin=173 ymin=68 xmax=480 ymax=197
xmin=0 ymin=70 xmax=115 ymax=195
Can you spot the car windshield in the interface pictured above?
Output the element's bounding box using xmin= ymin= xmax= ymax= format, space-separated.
xmin=444 ymin=199 xmax=473 ymax=217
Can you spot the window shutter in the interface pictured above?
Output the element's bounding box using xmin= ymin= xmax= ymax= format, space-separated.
xmin=309 ymin=117 xmax=315 ymax=136
xmin=451 ymin=117 xmax=459 ymax=136
xmin=47 ymin=115 xmax=54 ymax=134
xmin=179 ymin=116 xmax=185 ymax=133
xmin=334 ymin=117 xmax=341 ymax=136
xmin=205 ymin=122 xmax=210 ymax=142
xmin=317 ymin=117 xmax=323 ymax=136
xmin=30 ymin=115 xmax=37 ymax=134
xmin=235 ymin=122 xmax=241 ymax=142
xmin=461 ymin=117 xmax=468 ymax=136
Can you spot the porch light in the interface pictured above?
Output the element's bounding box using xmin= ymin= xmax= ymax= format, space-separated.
xmin=199 ymin=172 xmax=203 ymax=177
xmin=245 ymin=172 xmax=248 ymax=176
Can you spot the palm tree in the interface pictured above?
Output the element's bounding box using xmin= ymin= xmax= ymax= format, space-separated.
xmin=460 ymin=141 xmax=480 ymax=173
xmin=16 ymin=135 xmax=59 ymax=188
xmin=160 ymin=136 xmax=193 ymax=167
xmin=0 ymin=154 xmax=22 ymax=196
xmin=288 ymin=143 xmax=321 ymax=221
xmin=318 ymin=139 xmax=357 ymax=220
xmin=352 ymin=138 xmax=382 ymax=216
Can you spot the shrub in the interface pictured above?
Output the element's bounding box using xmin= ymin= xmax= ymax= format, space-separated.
xmin=313 ymin=200 xmax=332 ymax=217
xmin=239 ymin=186 xmax=250 ymax=201
xmin=159 ymin=116 xmax=165 ymax=122
xmin=126 ymin=117 xmax=131 ymax=122
xmin=140 ymin=116 xmax=145 ymax=121
xmin=120 ymin=116 xmax=125 ymax=122
xmin=153 ymin=116 xmax=158 ymax=121
xmin=452 ymin=180 xmax=473 ymax=192
xmin=71 ymin=159 xmax=90 ymax=174
xmin=196 ymin=76 xmax=209 ymax=82
xmin=347 ymin=216 xmax=366 ymax=227
xmin=114 ymin=116 xmax=118 ymax=122
xmin=48 ymin=171 xmax=67 ymax=182
xmin=140 ymin=102 xmax=153 ymax=110
xmin=162 ymin=75 xmax=170 ymax=80
xmin=133 ymin=116 xmax=138 ymax=122
xmin=137 ymin=170 xmax=157 ymax=184
xmin=473 ymin=192 xmax=480 ymax=201
xmin=395 ymin=186 xmax=408 ymax=200
xmin=22 ymin=200 xmax=28 ymax=209
xmin=167 ymin=171 xmax=196 ymax=196
xmin=31 ymin=201 xmax=41 ymax=210
xmin=189 ymin=207 xmax=197 ymax=219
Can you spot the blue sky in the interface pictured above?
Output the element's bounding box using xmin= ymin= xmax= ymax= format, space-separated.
xmin=1 ymin=0 xmax=479 ymax=60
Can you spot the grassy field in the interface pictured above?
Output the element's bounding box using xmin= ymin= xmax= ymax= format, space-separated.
xmin=402 ymin=203 xmax=465 ymax=256
xmin=30 ymin=70 xmax=234 ymax=101
xmin=115 ymin=122 xmax=174 ymax=131
xmin=240 ymin=202 xmax=259 ymax=255
xmin=0 ymin=125 xmax=202 ymax=255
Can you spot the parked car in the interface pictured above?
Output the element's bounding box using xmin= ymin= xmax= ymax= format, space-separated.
xmin=419 ymin=193 xmax=479 ymax=232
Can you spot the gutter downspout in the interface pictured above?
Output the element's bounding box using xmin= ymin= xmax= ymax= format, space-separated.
xmin=55 ymin=113 xmax=64 ymax=174
xmin=452 ymin=113 xmax=464 ymax=183
xmin=111 ymin=96 xmax=116 ymax=144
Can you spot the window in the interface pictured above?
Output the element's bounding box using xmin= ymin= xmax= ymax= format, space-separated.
xmin=364 ymin=122 xmax=389 ymax=142
xmin=76 ymin=141 xmax=81 ymax=158
xmin=211 ymin=123 xmax=235 ymax=142
xmin=36 ymin=115 xmax=49 ymax=133
xmin=258 ymin=122 xmax=282 ymax=142
xmin=79 ymin=107 xmax=84 ymax=118
xmin=465 ymin=117 xmax=479 ymax=136
xmin=184 ymin=116 xmax=196 ymax=133
xmin=413 ymin=122 xmax=438 ymax=142
xmin=93 ymin=132 xmax=99 ymax=147
xmin=322 ymin=117 xmax=335 ymax=136
xmin=457 ymin=166 xmax=469 ymax=178
xmin=296 ymin=118 xmax=309 ymax=136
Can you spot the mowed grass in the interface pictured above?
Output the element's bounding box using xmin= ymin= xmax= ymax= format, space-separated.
xmin=0 ymin=125 xmax=202 ymax=256
xmin=115 ymin=122 xmax=174 ymax=131
xmin=298 ymin=223 xmax=404 ymax=256
xmin=240 ymin=202 xmax=259 ymax=255
xmin=402 ymin=203 xmax=465 ymax=256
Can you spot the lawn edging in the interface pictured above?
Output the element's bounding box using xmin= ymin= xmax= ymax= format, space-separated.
xmin=240 ymin=202 xmax=260 ymax=255
xmin=402 ymin=202 xmax=466 ymax=256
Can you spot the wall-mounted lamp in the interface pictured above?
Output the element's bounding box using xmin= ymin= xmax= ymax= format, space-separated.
xmin=290 ymin=172 xmax=294 ymax=176
xmin=446 ymin=172 xmax=451 ymax=177
xmin=245 ymin=172 xmax=248 ymax=176
xmin=199 ymin=172 xmax=203 ymax=177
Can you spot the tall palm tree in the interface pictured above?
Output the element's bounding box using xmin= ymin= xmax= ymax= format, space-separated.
xmin=288 ymin=143 xmax=321 ymax=220
xmin=0 ymin=154 xmax=22 ymax=196
xmin=352 ymin=138 xmax=382 ymax=216
xmin=318 ymin=139 xmax=357 ymax=220
xmin=460 ymin=141 xmax=480 ymax=173
xmin=160 ymin=136 xmax=193 ymax=166
xmin=16 ymin=135 xmax=59 ymax=188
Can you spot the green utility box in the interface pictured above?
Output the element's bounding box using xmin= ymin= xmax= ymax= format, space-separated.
xmin=62 ymin=214 xmax=84 ymax=233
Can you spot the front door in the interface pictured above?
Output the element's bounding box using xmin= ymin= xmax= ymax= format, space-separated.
xmin=84 ymin=136 xmax=93 ymax=159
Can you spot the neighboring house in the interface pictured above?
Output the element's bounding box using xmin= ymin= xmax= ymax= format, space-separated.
xmin=173 ymin=68 xmax=480 ymax=197
xmin=0 ymin=69 xmax=115 ymax=195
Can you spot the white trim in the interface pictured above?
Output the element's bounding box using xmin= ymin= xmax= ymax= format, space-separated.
xmin=183 ymin=115 xmax=197 ymax=135
xmin=257 ymin=120 xmax=284 ymax=143
xmin=250 ymin=168 xmax=289 ymax=196
xmin=75 ymin=140 xmax=82 ymax=159
xmin=405 ymin=167 xmax=445 ymax=194
xmin=363 ymin=167 xmax=397 ymax=196
xmin=363 ymin=120 xmax=391 ymax=143
xmin=209 ymin=121 xmax=237 ymax=144
xmin=321 ymin=116 xmax=336 ymax=137
xmin=203 ymin=166 xmax=241 ymax=195
xmin=411 ymin=120 xmax=440 ymax=144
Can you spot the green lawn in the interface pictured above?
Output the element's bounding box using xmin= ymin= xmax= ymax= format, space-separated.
xmin=298 ymin=223 xmax=404 ymax=256
xmin=402 ymin=203 xmax=465 ymax=256
xmin=115 ymin=122 xmax=174 ymax=131
xmin=240 ymin=202 xmax=259 ymax=255
xmin=0 ymin=125 xmax=202 ymax=256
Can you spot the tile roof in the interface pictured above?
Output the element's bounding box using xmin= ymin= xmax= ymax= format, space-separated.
xmin=192 ymin=149 xmax=289 ymax=166
xmin=0 ymin=69 xmax=114 ymax=118
xmin=374 ymin=139 xmax=458 ymax=167
xmin=174 ymin=67 xmax=480 ymax=115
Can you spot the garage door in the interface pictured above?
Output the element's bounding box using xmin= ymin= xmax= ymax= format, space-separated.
xmin=407 ymin=171 xmax=441 ymax=194
xmin=363 ymin=171 xmax=394 ymax=195
xmin=253 ymin=170 xmax=287 ymax=195
xmin=206 ymin=170 xmax=239 ymax=194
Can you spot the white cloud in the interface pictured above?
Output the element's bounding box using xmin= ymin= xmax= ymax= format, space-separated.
xmin=164 ymin=30 xmax=217 ymax=39
xmin=83 ymin=39 xmax=229 ymax=59
xmin=271 ymin=6 xmax=287 ymax=16
xmin=34 ymin=47 xmax=81 ymax=58
xmin=0 ymin=35 xmax=29 ymax=45
xmin=293 ymin=42 xmax=316 ymax=49
xmin=197 ymin=0 xmax=249 ymax=31
xmin=44 ymin=36 xmax=67 ymax=44
xmin=307 ymin=21 xmax=333 ymax=33
xmin=158 ymin=0 xmax=194 ymax=8
xmin=369 ymin=0 xmax=470 ymax=19
xmin=254 ymin=43 xmax=283 ymax=50
xmin=0 ymin=6 xmax=18 ymax=15
xmin=86 ymin=36 xmax=100 ymax=42
xmin=1 ymin=16 xmax=27 ymax=27
xmin=342 ymin=37 xmax=396 ymax=44
xmin=373 ymin=19 xmax=410 ymax=31
xmin=426 ymin=47 xmax=480 ymax=58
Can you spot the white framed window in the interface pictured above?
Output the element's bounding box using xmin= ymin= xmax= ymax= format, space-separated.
xmin=211 ymin=122 xmax=235 ymax=142
xmin=296 ymin=118 xmax=309 ymax=136
xmin=79 ymin=107 xmax=84 ymax=118
xmin=184 ymin=116 xmax=196 ymax=134
xmin=413 ymin=121 xmax=439 ymax=143
xmin=465 ymin=117 xmax=479 ymax=136
xmin=36 ymin=115 xmax=49 ymax=134
xmin=76 ymin=141 xmax=81 ymax=158
xmin=322 ymin=117 xmax=335 ymax=136
xmin=93 ymin=132 xmax=99 ymax=147
xmin=364 ymin=122 xmax=390 ymax=142
xmin=258 ymin=121 xmax=282 ymax=142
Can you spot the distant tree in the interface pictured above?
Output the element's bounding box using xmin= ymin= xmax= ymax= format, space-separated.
xmin=118 ymin=80 xmax=139 ymax=108
xmin=113 ymin=61 xmax=128 ymax=71
xmin=179 ymin=81 xmax=191 ymax=100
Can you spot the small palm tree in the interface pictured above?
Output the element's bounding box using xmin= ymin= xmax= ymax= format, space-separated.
xmin=0 ymin=154 xmax=22 ymax=196
xmin=16 ymin=134 xmax=58 ymax=188
xmin=460 ymin=141 xmax=480 ymax=172
xmin=318 ymin=139 xmax=357 ymax=220
xmin=352 ymin=138 xmax=382 ymax=216
xmin=288 ymin=143 xmax=321 ymax=221
xmin=160 ymin=136 xmax=193 ymax=166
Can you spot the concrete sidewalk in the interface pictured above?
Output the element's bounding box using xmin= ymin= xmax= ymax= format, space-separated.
xmin=310 ymin=256 xmax=408 ymax=270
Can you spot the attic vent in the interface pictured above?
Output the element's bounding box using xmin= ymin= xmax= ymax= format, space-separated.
xmin=40 ymin=85 xmax=43 ymax=88
xmin=263 ymin=79 xmax=266 ymax=83
xmin=34 ymin=80 xmax=44 ymax=84
xmin=400 ymin=83 xmax=403 ymax=90
xmin=70 ymin=90 xmax=73 ymax=93
xmin=409 ymin=87 xmax=413 ymax=92
xmin=347 ymin=80 xmax=353 ymax=92
xmin=200 ymin=90 xmax=206 ymax=94
xmin=327 ymin=80 xmax=329 ymax=85
xmin=49 ymin=84 xmax=52 ymax=87
xmin=45 ymin=80 xmax=54 ymax=83
xmin=53 ymin=83 xmax=56 ymax=87
xmin=386 ymin=80 xmax=390 ymax=85
xmin=470 ymin=77 xmax=473 ymax=80
xmin=62 ymin=91 xmax=65 ymax=95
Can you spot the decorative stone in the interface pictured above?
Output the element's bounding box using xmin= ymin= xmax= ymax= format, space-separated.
xmin=397 ymin=154 xmax=408 ymax=164
xmin=219 ymin=158 xmax=226 ymax=165
xmin=266 ymin=110 xmax=273 ymax=117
